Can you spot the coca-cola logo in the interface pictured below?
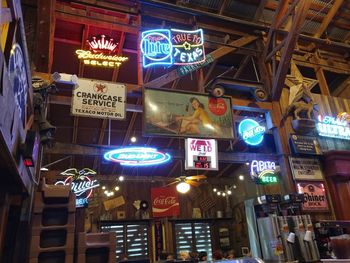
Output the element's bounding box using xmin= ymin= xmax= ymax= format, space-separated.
xmin=153 ymin=196 xmax=177 ymax=206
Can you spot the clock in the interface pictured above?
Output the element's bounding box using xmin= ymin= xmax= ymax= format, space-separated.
xmin=8 ymin=43 xmax=28 ymax=124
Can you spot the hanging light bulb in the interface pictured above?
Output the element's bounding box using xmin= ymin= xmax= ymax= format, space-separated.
xmin=222 ymin=192 xmax=226 ymax=197
xmin=176 ymin=182 xmax=190 ymax=194
xmin=213 ymin=188 xmax=217 ymax=192
xmin=104 ymin=190 xmax=108 ymax=195
xmin=115 ymin=186 xmax=120 ymax=191
xmin=102 ymin=186 xmax=106 ymax=190
xmin=233 ymin=185 xmax=237 ymax=189
xmin=130 ymin=136 xmax=137 ymax=143
xmin=227 ymin=190 xmax=232 ymax=195
xmin=217 ymin=191 xmax=222 ymax=196
xmin=239 ymin=175 xmax=244 ymax=181
xmin=118 ymin=175 xmax=124 ymax=182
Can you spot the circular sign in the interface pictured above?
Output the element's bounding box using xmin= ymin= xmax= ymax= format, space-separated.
xmin=238 ymin=119 xmax=266 ymax=146
xmin=208 ymin=98 xmax=227 ymax=116
xmin=140 ymin=31 xmax=172 ymax=62
xmin=104 ymin=147 xmax=171 ymax=166
xmin=9 ymin=44 xmax=28 ymax=123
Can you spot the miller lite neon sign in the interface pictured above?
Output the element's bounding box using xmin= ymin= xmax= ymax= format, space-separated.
xmin=140 ymin=28 xmax=205 ymax=67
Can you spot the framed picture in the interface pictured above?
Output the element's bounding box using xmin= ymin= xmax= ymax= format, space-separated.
xmin=143 ymin=88 xmax=234 ymax=139
xmin=296 ymin=181 xmax=329 ymax=212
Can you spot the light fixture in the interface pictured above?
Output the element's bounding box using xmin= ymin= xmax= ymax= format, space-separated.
xmin=40 ymin=167 xmax=49 ymax=171
xmin=104 ymin=190 xmax=108 ymax=195
xmin=217 ymin=191 xmax=221 ymax=196
xmin=245 ymin=162 xmax=250 ymax=166
xmin=213 ymin=188 xmax=217 ymax=192
xmin=115 ymin=186 xmax=120 ymax=191
xmin=130 ymin=136 xmax=137 ymax=143
xmin=118 ymin=175 xmax=124 ymax=182
xmin=227 ymin=190 xmax=232 ymax=195
xmin=233 ymin=185 xmax=237 ymax=189
xmin=110 ymin=191 xmax=115 ymax=196
xmin=239 ymin=175 xmax=244 ymax=181
xmin=222 ymin=192 xmax=226 ymax=197
xmin=102 ymin=186 xmax=106 ymax=190
xmin=176 ymin=182 xmax=190 ymax=194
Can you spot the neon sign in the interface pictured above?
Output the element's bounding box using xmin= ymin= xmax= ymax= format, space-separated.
xmin=250 ymin=160 xmax=278 ymax=185
xmin=140 ymin=28 xmax=205 ymax=67
xmin=76 ymin=35 xmax=128 ymax=68
xmin=104 ymin=147 xmax=171 ymax=166
xmin=238 ymin=119 xmax=266 ymax=146
xmin=317 ymin=115 xmax=350 ymax=140
xmin=55 ymin=168 xmax=100 ymax=207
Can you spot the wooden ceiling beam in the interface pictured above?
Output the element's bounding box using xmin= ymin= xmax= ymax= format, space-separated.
xmin=144 ymin=35 xmax=257 ymax=89
xmin=314 ymin=0 xmax=344 ymax=38
xmin=254 ymin=0 xmax=268 ymax=22
xmin=332 ymin=76 xmax=350 ymax=97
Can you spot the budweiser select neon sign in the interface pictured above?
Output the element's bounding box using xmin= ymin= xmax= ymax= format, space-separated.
xmin=317 ymin=114 xmax=350 ymax=140
xmin=75 ymin=35 xmax=128 ymax=68
xmin=104 ymin=147 xmax=171 ymax=166
xmin=140 ymin=28 xmax=205 ymax=67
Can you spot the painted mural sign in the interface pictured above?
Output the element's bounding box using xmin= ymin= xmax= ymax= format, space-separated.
xmin=140 ymin=29 xmax=205 ymax=67
xmin=151 ymin=187 xmax=180 ymax=217
xmin=75 ymin=35 xmax=128 ymax=67
xmin=297 ymin=181 xmax=329 ymax=212
xmin=185 ymin=138 xmax=218 ymax=170
xmin=55 ymin=168 xmax=100 ymax=208
xmin=71 ymin=78 xmax=126 ymax=120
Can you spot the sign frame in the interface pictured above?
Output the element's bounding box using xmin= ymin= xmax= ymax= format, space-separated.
xmin=185 ymin=138 xmax=218 ymax=171
xmin=289 ymin=157 xmax=324 ymax=181
xmin=296 ymin=181 xmax=329 ymax=212
xmin=143 ymin=87 xmax=234 ymax=139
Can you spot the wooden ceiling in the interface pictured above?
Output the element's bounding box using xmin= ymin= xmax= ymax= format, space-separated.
xmin=21 ymin=0 xmax=350 ymax=183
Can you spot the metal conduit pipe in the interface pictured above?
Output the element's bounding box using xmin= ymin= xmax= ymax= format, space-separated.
xmin=141 ymin=0 xmax=350 ymax=51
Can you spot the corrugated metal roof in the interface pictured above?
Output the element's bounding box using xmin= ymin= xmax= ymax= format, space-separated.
xmin=301 ymin=20 xmax=321 ymax=35
xmin=328 ymin=27 xmax=350 ymax=41
xmin=226 ymin=0 xmax=258 ymax=20
xmin=188 ymin=0 xmax=220 ymax=10
xmin=260 ymin=9 xmax=274 ymax=24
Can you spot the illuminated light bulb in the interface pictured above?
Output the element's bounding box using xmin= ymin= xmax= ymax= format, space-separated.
xmin=130 ymin=136 xmax=137 ymax=143
xmin=102 ymin=186 xmax=106 ymax=190
xmin=222 ymin=192 xmax=226 ymax=197
xmin=110 ymin=191 xmax=115 ymax=196
xmin=217 ymin=192 xmax=221 ymax=196
xmin=227 ymin=190 xmax=232 ymax=195
xmin=239 ymin=175 xmax=244 ymax=181
xmin=245 ymin=162 xmax=250 ymax=166
xmin=213 ymin=188 xmax=217 ymax=192
xmin=176 ymin=182 xmax=190 ymax=194
xmin=104 ymin=190 xmax=108 ymax=195
xmin=119 ymin=176 xmax=125 ymax=182
xmin=233 ymin=185 xmax=237 ymax=189
xmin=115 ymin=186 xmax=120 ymax=191
xmin=40 ymin=167 xmax=49 ymax=171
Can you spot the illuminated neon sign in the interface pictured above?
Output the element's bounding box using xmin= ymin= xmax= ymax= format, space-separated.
xmin=317 ymin=115 xmax=350 ymax=140
xmin=140 ymin=28 xmax=205 ymax=67
xmin=250 ymin=160 xmax=278 ymax=184
xmin=104 ymin=147 xmax=171 ymax=166
xmin=238 ymin=119 xmax=266 ymax=146
xmin=55 ymin=168 xmax=100 ymax=207
xmin=76 ymin=35 xmax=128 ymax=68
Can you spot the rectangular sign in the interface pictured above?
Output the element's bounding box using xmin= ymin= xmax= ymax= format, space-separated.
xmin=289 ymin=157 xmax=324 ymax=181
xmin=297 ymin=181 xmax=329 ymax=212
xmin=71 ymin=78 xmax=126 ymax=120
xmin=290 ymin=134 xmax=322 ymax=155
xmin=185 ymin=138 xmax=218 ymax=170
xmin=144 ymin=88 xmax=234 ymax=139
xmin=151 ymin=187 xmax=180 ymax=218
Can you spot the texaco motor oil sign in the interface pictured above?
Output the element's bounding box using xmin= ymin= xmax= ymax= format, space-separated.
xmin=71 ymin=78 xmax=126 ymax=120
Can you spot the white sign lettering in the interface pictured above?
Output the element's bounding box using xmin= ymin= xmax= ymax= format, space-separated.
xmin=185 ymin=138 xmax=218 ymax=170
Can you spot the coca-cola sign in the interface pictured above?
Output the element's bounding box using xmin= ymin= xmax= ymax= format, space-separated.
xmin=297 ymin=181 xmax=329 ymax=212
xmin=151 ymin=187 xmax=180 ymax=217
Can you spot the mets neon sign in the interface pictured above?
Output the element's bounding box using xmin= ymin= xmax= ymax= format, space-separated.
xmin=238 ymin=119 xmax=266 ymax=146
xmin=104 ymin=147 xmax=171 ymax=166
xmin=317 ymin=114 xmax=350 ymax=140
xmin=140 ymin=28 xmax=205 ymax=67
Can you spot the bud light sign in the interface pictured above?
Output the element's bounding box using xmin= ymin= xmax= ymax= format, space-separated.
xmin=140 ymin=28 xmax=205 ymax=68
xmin=185 ymin=138 xmax=218 ymax=170
xmin=151 ymin=187 xmax=180 ymax=217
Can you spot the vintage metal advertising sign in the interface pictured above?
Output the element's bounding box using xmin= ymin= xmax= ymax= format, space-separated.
xmin=71 ymin=78 xmax=126 ymax=120
xmin=297 ymin=181 xmax=329 ymax=212
xmin=151 ymin=187 xmax=180 ymax=217
xmin=289 ymin=157 xmax=324 ymax=181
xmin=185 ymin=138 xmax=218 ymax=170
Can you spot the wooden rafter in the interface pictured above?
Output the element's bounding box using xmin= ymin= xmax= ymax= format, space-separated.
xmin=264 ymin=0 xmax=312 ymax=101
xmin=332 ymin=76 xmax=350 ymax=96
xmin=254 ymin=0 xmax=268 ymax=22
xmin=314 ymin=0 xmax=344 ymax=38
xmin=144 ymin=35 xmax=257 ymax=88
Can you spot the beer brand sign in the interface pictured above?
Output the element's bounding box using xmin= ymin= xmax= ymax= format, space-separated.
xmin=238 ymin=119 xmax=266 ymax=146
xmin=55 ymin=168 xmax=100 ymax=208
xmin=140 ymin=28 xmax=205 ymax=67
xmin=317 ymin=114 xmax=350 ymax=140
xmin=151 ymin=187 xmax=180 ymax=217
xmin=75 ymin=34 xmax=128 ymax=68
xmin=297 ymin=181 xmax=329 ymax=212
xmin=250 ymin=160 xmax=278 ymax=184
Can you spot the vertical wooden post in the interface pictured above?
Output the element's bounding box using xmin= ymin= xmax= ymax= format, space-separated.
xmin=0 ymin=193 xmax=10 ymax=258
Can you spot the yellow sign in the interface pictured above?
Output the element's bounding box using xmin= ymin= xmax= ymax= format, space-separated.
xmin=75 ymin=49 xmax=128 ymax=68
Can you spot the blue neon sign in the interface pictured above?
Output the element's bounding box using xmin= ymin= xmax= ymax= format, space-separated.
xmin=238 ymin=119 xmax=266 ymax=146
xmin=140 ymin=28 xmax=205 ymax=68
xmin=104 ymin=147 xmax=171 ymax=166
